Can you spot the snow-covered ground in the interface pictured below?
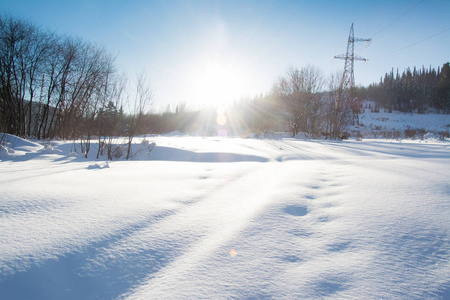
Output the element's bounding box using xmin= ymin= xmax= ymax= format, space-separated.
xmin=353 ymin=109 xmax=450 ymax=139
xmin=1 ymin=134 xmax=449 ymax=299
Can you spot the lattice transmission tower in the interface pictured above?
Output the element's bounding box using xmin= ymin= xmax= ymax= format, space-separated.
xmin=334 ymin=23 xmax=371 ymax=125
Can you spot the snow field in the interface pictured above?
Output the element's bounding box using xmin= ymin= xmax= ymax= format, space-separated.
xmin=353 ymin=110 xmax=450 ymax=139
xmin=0 ymin=135 xmax=449 ymax=299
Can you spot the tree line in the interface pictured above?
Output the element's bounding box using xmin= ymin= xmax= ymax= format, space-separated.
xmin=1 ymin=15 xmax=449 ymax=150
xmin=158 ymin=62 xmax=450 ymax=139
xmin=155 ymin=66 xmax=358 ymax=139
xmin=0 ymin=14 xmax=355 ymax=143
xmin=0 ymin=15 xmax=152 ymax=158
xmin=360 ymin=63 xmax=450 ymax=113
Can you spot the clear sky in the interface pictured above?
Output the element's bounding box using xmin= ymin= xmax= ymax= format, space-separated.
xmin=1 ymin=0 xmax=449 ymax=110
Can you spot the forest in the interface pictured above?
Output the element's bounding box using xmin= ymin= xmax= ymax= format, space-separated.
xmin=1 ymin=14 xmax=449 ymax=150
xmin=360 ymin=64 xmax=450 ymax=114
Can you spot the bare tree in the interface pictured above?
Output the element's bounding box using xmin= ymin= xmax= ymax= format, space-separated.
xmin=44 ymin=37 xmax=78 ymax=138
xmin=273 ymin=66 xmax=324 ymax=137
xmin=0 ymin=14 xmax=121 ymax=144
xmin=95 ymin=69 xmax=126 ymax=160
xmin=0 ymin=15 xmax=41 ymax=136
xmin=36 ymin=34 xmax=63 ymax=139
xmin=25 ymin=30 xmax=54 ymax=137
xmin=126 ymin=71 xmax=153 ymax=159
xmin=327 ymin=71 xmax=352 ymax=139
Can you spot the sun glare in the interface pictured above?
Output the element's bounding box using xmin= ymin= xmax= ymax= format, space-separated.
xmin=191 ymin=61 xmax=247 ymax=107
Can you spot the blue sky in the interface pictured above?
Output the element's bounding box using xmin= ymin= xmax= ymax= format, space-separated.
xmin=1 ymin=0 xmax=449 ymax=110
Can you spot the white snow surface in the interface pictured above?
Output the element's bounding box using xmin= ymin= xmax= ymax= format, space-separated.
xmin=353 ymin=109 xmax=450 ymax=138
xmin=1 ymin=134 xmax=449 ymax=299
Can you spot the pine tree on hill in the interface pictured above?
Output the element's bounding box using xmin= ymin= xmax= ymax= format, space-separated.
xmin=437 ymin=62 xmax=450 ymax=113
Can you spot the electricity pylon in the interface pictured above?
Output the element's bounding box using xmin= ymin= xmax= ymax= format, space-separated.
xmin=334 ymin=23 xmax=371 ymax=126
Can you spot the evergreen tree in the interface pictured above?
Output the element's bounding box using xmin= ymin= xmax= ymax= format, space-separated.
xmin=365 ymin=63 xmax=449 ymax=113
xmin=437 ymin=62 xmax=450 ymax=112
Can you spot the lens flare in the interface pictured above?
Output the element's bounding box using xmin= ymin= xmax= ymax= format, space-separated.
xmin=216 ymin=114 xmax=227 ymax=126
xmin=229 ymin=249 xmax=237 ymax=256
xmin=217 ymin=106 xmax=228 ymax=136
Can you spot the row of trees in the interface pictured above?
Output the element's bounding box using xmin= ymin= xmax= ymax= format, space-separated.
xmin=0 ymin=13 xmax=351 ymax=144
xmin=271 ymin=66 xmax=356 ymax=138
xmin=0 ymin=15 xmax=116 ymax=138
xmin=155 ymin=66 xmax=355 ymax=139
xmin=166 ymin=62 xmax=450 ymax=139
xmin=0 ymin=15 xmax=153 ymax=158
xmin=362 ymin=63 xmax=450 ymax=113
xmin=2 ymin=15 xmax=448 ymax=149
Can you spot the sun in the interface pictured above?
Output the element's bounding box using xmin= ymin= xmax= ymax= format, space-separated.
xmin=191 ymin=60 xmax=247 ymax=107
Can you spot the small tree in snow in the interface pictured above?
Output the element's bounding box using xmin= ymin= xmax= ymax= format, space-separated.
xmin=126 ymin=71 xmax=153 ymax=159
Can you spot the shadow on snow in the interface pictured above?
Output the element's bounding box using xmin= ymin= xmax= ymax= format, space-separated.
xmin=0 ymin=210 xmax=179 ymax=300
xmin=149 ymin=146 xmax=269 ymax=163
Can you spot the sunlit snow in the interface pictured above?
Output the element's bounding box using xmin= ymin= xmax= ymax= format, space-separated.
xmin=1 ymin=133 xmax=449 ymax=299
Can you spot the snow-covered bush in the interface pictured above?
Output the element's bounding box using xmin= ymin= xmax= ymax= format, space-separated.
xmin=41 ymin=142 xmax=62 ymax=154
xmin=138 ymin=139 xmax=156 ymax=153
xmin=111 ymin=145 xmax=125 ymax=160
xmin=438 ymin=130 xmax=449 ymax=140
xmin=381 ymin=130 xmax=401 ymax=140
xmin=339 ymin=131 xmax=351 ymax=140
xmin=405 ymin=128 xmax=416 ymax=139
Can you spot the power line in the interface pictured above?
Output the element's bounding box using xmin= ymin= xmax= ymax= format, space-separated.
xmin=388 ymin=27 xmax=450 ymax=54
xmin=370 ymin=0 xmax=424 ymax=39
xmin=359 ymin=0 xmax=424 ymax=54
